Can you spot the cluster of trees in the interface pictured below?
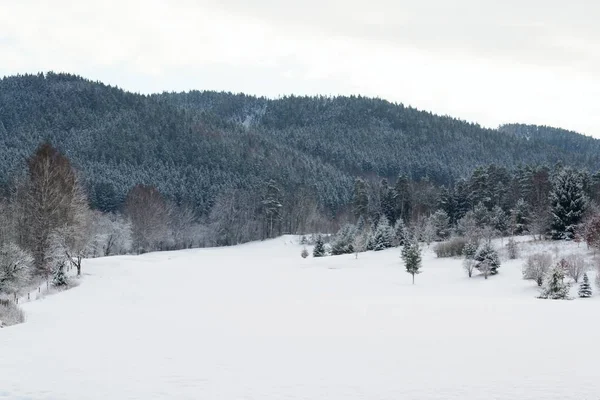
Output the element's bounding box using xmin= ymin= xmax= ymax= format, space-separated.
xmin=522 ymin=252 xmax=598 ymax=299
xmin=3 ymin=73 xmax=600 ymax=250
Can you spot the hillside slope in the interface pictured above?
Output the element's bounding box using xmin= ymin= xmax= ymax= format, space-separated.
xmin=1 ymin=72 xmax=599 ymax=215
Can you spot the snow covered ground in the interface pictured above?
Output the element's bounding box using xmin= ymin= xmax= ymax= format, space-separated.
xmin=1 ymin=236 xmax=599 ymax=400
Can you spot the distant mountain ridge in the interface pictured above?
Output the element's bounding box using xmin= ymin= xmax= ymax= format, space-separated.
xmin=0 ymin=72 xmax=597 ymax=215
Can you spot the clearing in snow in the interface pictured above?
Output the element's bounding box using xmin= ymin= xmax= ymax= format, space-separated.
xmin=0 ymin=236 xmax=599 ymax=400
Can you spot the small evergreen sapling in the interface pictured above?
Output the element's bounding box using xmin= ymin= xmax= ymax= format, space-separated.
xmin=313 ymin=235 xmax=326 ymax=258
xmin=474 ymin=242 xmax=501 ymax=278
xmin=538 ymin=263 xmax=570 ymax=300
xmin=578 ymin=273 xmax=592 ymax=298
xmin=402 ymin=240 xmax=422 ymax=284
xmin=52 ymin=261 xmax=69 ymax=287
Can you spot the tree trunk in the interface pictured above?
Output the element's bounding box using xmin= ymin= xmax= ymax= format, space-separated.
xmin=412 ymin=274 xmax=415 ymax=284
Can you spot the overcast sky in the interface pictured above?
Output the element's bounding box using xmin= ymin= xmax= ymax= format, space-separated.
xmin=1 ymin=0 xmax=599 ymax=136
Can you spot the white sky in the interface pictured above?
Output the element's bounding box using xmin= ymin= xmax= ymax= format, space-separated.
xmin=1 ymin=0 xmax=599 ymax=136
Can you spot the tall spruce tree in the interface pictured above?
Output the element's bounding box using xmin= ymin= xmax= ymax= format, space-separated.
xmin=352 ymin=178 xmax=369 ymax=220
xmin=538 ymin=263 xmax=570 ymax=299
xmin=511 ymin=198 xmax=530 ymax=235
xmin=550 ymin=168 xmax=586 ymax=240
xmin=373 ymin=215 xmax=394 ymax=251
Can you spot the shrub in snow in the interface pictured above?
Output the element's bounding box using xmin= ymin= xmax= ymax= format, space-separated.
xmin=506 ymin=238 xmax=519 ymax=260
xmin=0 ymin=301 xmax=25 ymax=326
xmin=52 ymin=261 xmax=69 ymax=287
xmin=331 ymin=224 xmax=356 ymax=255
xmin=402 ymin=240 xmax=422 ymax=284
xmin=538 ymin=263 xmax=571 ymax=299
xmin=300 ymin=248 xmax=309 ymax=259
xmin=312 ymin=235 xmax=326 ymax=258
xmin=0 ymin=243 xmax=33 ymax=297
xmin=522 ymin=253 xmax=553 ymax=287
xmin=433 ymin=237 xmax=467 ymax=258
xmin=373 ymin=216 xmax=394 ymax=251
xmin=578 ymin=273 xmax=592 ymax=298
xmin=562 ymin=254 xmax=588 ymax=283
xmin=474 ymin=242 xmax=500 ymax=278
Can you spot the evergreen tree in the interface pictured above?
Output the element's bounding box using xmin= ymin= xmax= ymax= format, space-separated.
xmin=473 ymin=202 xmax=490 ymax=228
xmin=261 ymin=179 xmax=283 ymax=239
xmin=52 ymin=260 xmax=69 ymax=287
xmin=313 ymin=235 xmax=326 ymax=257
xmin=438 ymin=186 xmax=457 ymax=225
xmin=393 ymin=175 xmax=411 ymax=223
xmin=380 ymin=179 xmax=397 ymax=225
xmin=352 ymin=178 xmax=369 ymax=220
xmin=429 ymin=209 xmax=450 ymax=240
xmin=538 ymin=263 xmax=570 ymax=299
xmin=402 ymin=240 xmax=422 ymax=284
xmin=550 ymin=168 xmax=586 ymax=240
xmin=372 ymin=216 xmax=394 ymax=251
xmin=511 ymin=198 xmax=530 ymax=235
xmin=394 ymin=219 xmax=408 ymax=246
xmin=331 ymin=224 xmax=356 ymax=255
xmin=578 ymin=273 xmax=592 ymax=298
xmin=454 ymin=180 xmax=471 ymax=222
xmin=474 ymin=242 xmax=501 ymax=278
xmin=490 ymin=205 xmax=508 ymax=235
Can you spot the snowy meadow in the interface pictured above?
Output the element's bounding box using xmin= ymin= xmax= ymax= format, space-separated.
xmin=0 ymin=235 xmax=599 ymax=400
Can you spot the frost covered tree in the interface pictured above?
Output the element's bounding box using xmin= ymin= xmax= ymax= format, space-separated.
xmin=523 ymin=253 xmax=553 ymax=286
xmin=402 ymin=240 xmax=422 ymax=284
xmin=261 ymin=179 xmax=283 ymax=239
xmin=372 ymin=216 xmax=394 ymax=251
xmin=506 ymin=238 xmax=518 ymax=259
xmin=16 ymin=143 xmax=90 ymax=277
xmin=538 ymin=263 xmax=570 ymax=299
xmin=429 ymin=209 xmax=450 ymax=241
xmin=313 ymin=235 xmax=326 ymax=257
xmin=563 ymin=254 xmax=587 ymax=283
xmin=462 ymin=239 xmax=479 ymax=278
xmin=578 ymin=273 xmax=592 ymax=298
xmin=490 ymin=205 xmax=508 ymax=236
xmin=52 ymin=260 xmax=68 ymax=287
xmin=474 ymin=242 xmax=500 ymax=278
xmin=0 ymin=243 xmax=33 ymax=297
xmin=394 ymin=218 xmax=408 ymax=246
xmin=511 ymin=199 xmax=530 ymax=235
xmin=352 ymin=178 xmax=369 ymax=220
xmin=331 ymin=224 xmax=356 ymax=255
xmin=300 ymin=248 xmax=309 ymax=259
xmin=125 ymin=184 xmax=170 ymax=253
xmin=583 ymin=213 xmax=600 ymax=251
xmin=550 ymin=168 xmax=586 ymax=240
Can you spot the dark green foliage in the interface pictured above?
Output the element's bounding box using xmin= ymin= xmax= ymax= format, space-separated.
xmin=372 ymin=216 xmax=394 ymax=251
xmin=474 ymin=242 xmax=501 ymax=276
xmin=402 ymin=240 xmax=422 ymax=284
xmin=512 ymin=199 xmax=530 ymax=234
xmin=550 ymin=168 xmax=586 ymax=240
xmin=331 ymin=224 xmax=356 ymax=255
xmin=538 ymin=264 xmax=570 ymax=299
xmin=578 ymin=273 xmax=592 ymax=298
xmin=352 ymin=178 xmax=369 ymax=220
xmin=52 ymin=261 xmax=68 ymax=287
xmin=313 ymin=235 xmax=326 ymax=257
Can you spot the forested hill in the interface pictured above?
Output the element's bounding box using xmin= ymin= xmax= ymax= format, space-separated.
xmin=0 ymin=72 xmax=598 ymax=215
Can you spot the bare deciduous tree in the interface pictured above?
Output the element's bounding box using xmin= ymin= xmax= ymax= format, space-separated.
xmin=17 ymin=143 xmax=90 ymax=278
xmin=522 ymin=253 xmax=553 ymax=286
xmin=124 ymin=185 xmax=170 ymax=253
xmin=563 ymin=254 xmax=588 ymax=283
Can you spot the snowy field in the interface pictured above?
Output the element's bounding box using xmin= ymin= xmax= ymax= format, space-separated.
xmin=1 ymin=236 xmax=599 ymax=400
